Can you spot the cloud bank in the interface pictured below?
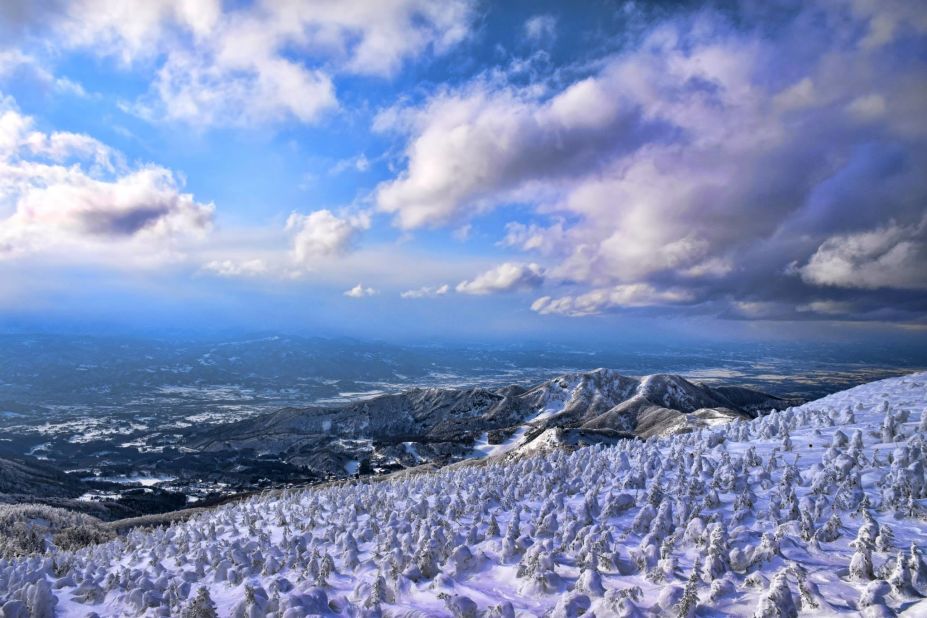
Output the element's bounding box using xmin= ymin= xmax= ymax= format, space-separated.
xmin=16 ymin=0 xmax=476 ymax=127
xmin=375 ymin=0 xmax=927 ymax=322
xmin=0 ymin=98 xmax=213 ymax=265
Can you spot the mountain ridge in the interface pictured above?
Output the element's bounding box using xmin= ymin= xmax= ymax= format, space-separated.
xmin=185 ymin=368 xmax=793 ymax=476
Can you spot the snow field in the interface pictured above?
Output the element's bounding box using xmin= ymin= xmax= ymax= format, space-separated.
xmin=1 ymin=372 xmax=925 ymax=617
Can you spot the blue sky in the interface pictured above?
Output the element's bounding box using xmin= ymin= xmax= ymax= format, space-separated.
xmin=0 ymin=0 xmax=925 ymax=344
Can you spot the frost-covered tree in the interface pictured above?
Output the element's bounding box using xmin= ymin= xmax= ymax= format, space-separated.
xmin=575 ymin=564 xmax=605 ymax=596
xmin=675 ymin=559 xmax=700 ymax=618
xmin=365 ymin=573 xmax=392 ymax=607
xmin=182 ymin=587 xmax=217 ymax=618
xmin=856 ymin=511 xmax=880 ymax=547
xmin=232 ymin=584 xmax=268 ymax=618
xmin=858 ymin=580 xmax=892 ymax=614
xmin=909 ymin=543 xmax=927 ymax=595
xmin=881 ymin=413 xmax=897 ymax=444
xmin=708 ymin=577 xmax=735 ymax=603
xmin=485 ymin=513 xmax=500 ymax=539
xmin=486 ymin=601 xmax=515 ymax=618
xmin=874 ymin=524 xmax=894 ymax=553
xmin=887 ymin=551 xmax=918 ymax=597
xmin=701 ymin=526 xmax=729 ymax=582
xmin=793 ymin=567 xmax=821 ymax=611
xmin=319 ymin=553 xmax=335 ymax=584
xmin=849 ymin=544 xmax=875 ymax=582
xmin=631 ymin=504 xmax=656 ymax=534
xmin=753 ymin=570 xmax=797 ymax=618
xmin=751 ymin=533 xmax=780 ymax=567
xmin=23 ymin=579 xmax=57 ymax=618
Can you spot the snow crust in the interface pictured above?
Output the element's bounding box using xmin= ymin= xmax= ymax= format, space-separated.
xmin=2 ymin=372 xmax=926 ymax=617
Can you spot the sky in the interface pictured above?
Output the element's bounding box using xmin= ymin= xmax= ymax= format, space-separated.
xmin=0 ymin=0 xmax=925 ymax=345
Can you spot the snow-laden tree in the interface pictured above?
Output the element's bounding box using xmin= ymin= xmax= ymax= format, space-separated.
xmin=752 ymin=570 xmax=797 ymax=618
xmin=675 ymin=558 xmax=701 ymax=618
xmin=22 ymin=578 xmax=57 ymax=618
xmin=887 ymin=551 xmax=919 ymax=598
xmin=849 ymin=543 xmax=875 ymax=582
xmin=702 ymin=525 xmax=730 ymax=582
xmin=574 ymin=563 xmax=605 ymax=596
xmin=751 ymin=532 xmax=780 ymax=567
xmin=858 ymin=580 xmax=893 ymax=615
xmin=231 ymin=584 xmax=269 ymax=618
xmin=910 ymin=543 xmax=927 ymax=595
xmin=484 ymin=513 xmax=500 ymax=539
xmin=182 ymin=587 xmax=217 ymax=618
xmin=874 ymin=524 xmax=894 ymax=553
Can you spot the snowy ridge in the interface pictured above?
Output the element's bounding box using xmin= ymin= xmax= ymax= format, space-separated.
xmin=492 ymin=369 xmax=785 ymax=456
xmin=183 ymin=368 xmax=786 ymax=478
xmin=2 ymin=373 xmax=926 ymax=617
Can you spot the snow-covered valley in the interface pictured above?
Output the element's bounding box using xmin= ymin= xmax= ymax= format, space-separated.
xmin=2 ymin=372 xmax=926 ymax=616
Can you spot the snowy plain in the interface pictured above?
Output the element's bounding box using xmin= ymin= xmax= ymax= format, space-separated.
xmin=1 ymin=372 xmax=926 ymax=617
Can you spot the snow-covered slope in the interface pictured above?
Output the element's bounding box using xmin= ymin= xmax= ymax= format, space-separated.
xmin=2 ymin=373 xmax=926 ymax=617
xmin=490 ymin=368 xmax=788 ymax=456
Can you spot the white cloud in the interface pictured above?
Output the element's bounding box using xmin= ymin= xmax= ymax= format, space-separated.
xmin=456 ymin=262 xmax=544 ymax=295
xmin=797 ymin=300 xmax=855 ymax=315
xmin=400 ymin=284 xmax=449 ymax=299
xmin=38 ymin=0 xmax=475 ymax=127
xmin=0 ymin=99 xmax=213 ymax=264
xmin=531 ymin=285 xmax=693 ymax=317
xmin=329 ymin=154 xmax=370 ymax=175
xmin=22 ymin=127 xmax=118 ymax=170
xmin=286 ymin=209 xmax=370 ymax=267
xmin=52 ymin=76 xmax=88 ymax=98
xmin=344 ymin=283 xmax=377 ymax=298
xmin=799 ymin=219 xmax=927 ymax=290
xmin=374 ymin=74 xmax=633 ymax=228
xmin=523 ymin=14 xmax=557 ymax=43
xmin=846 ymin=94 xmax=886 ymax=121
xmin=139 ymin=50 xmax=336 ymax=127
xmin=54 ymin=0 xmax=222 ymax=61
xmin=848 ymin=0 xmax=927 ymax=50
xmin=0 ymin=49 xmax=89 ymax=98
xmin=452 ymin=224 xmax=472 ymax=242
xmin=201 ymin=258 xmax=268 ymax=278
xmin=729 ymin=301 xmax=791 ymax=320
xmin=680 ymin=257 xmax=734 ymax=279
xmin=501 ymin=221 xmax=567 ymax=255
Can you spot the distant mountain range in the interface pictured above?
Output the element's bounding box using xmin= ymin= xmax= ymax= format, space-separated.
xmin=186 ymin=368 xmax=793 ymax=478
